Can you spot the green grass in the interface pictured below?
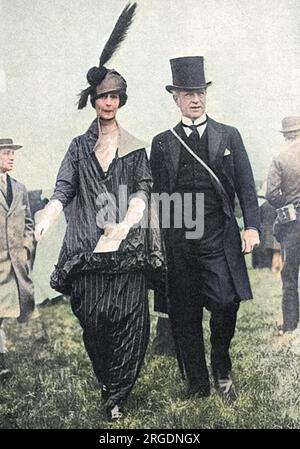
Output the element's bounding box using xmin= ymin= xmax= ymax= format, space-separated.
xmin=1 ymin=268 xmax=300 ymax=429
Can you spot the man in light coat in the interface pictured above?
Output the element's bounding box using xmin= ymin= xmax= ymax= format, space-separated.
xmin=0 ymin=138 xmax=35 ymax=379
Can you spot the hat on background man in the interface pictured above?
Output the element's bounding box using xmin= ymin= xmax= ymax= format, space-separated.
xmin=166 ymin=56 xmax=212 ymax=93
xmin=0 ymin=138 xmax=22 ymax=151
xmin=280 ymin=116 xmax=300 ymax=133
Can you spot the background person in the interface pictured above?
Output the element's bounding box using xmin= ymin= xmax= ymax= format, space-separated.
xmin=0 ymin=138 xmax=36 ymax=379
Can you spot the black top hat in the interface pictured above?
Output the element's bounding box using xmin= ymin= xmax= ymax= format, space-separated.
xmin=166 ymin=56 xmax=212 ymax=93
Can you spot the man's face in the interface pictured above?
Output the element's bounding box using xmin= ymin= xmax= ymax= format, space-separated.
xmin=95 ymin=93 xmax=120 ymax=121
xmin=0 ymin=149 xmax=15 ymax=173
xmin=174 ymin=88 xmax=207 ymax=120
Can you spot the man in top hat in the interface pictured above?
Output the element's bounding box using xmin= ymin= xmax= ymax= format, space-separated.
xmin=35 ymin=3 xmax=165 ymax=421
xmin=150 ymin=56 xmax=260 ymax=397
xmin=266 ymin=116 xmax=300 ymax=348
xmin=0 ymin=138 xmax=36 ymax=379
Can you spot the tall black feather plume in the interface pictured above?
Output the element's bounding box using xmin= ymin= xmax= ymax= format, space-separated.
xmin=99 ymin=2 xmax=137 ymax=68
xmin=77 ymin=2 xmax=137 ymax=110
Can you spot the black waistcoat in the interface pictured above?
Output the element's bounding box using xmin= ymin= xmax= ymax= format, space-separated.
xmin=174 ymin=126 xmax=225 ymax=242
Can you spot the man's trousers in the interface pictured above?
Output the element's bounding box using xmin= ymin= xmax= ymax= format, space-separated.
xmin=281 ymin=221 xmax=300 ymax=332
xmin=169 ymin=236 xmax=239 ymax=394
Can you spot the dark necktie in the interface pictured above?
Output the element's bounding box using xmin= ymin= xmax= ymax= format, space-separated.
xmin=182 ymin=118 xmax=208 ymax=152
xmin=187 ymin=124 xmax=201 ymax=153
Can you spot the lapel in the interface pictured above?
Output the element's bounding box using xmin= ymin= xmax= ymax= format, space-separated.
xmin=118 ymin=127 xmax=147 ymax=157
xmin=0 ymin=188 xmax=9 ymax=211
xmin=85 ymin=118 xmax=147 ymax=156
xmin=0 ymin=174 xmax=10 ymax=212
xmin=7 ymin=178 xmax=22 ymax=217
xmin=207 ymin=117 xmax=225 ymax=167
xmin=164 ymin=122 xmax=183 ymax=187
xmin=86 ymin=118 xmax=99 ymax=155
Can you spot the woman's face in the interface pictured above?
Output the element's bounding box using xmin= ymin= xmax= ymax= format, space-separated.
xmin=95 ymin=93 xmax=120 ymax=121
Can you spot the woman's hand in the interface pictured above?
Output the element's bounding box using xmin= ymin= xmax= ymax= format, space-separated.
xmin=104 ymin=222 xmax=130 ymax=241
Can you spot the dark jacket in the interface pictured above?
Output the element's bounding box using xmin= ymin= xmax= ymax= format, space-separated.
xmin=150 ymin=117 xmax=260 ymax=312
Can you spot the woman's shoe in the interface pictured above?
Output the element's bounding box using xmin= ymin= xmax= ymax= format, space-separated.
xmin=106 ymin=404 xmax=123 ymax=422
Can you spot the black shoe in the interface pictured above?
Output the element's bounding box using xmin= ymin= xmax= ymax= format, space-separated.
xmin=106 ymin=404 xmax=123 ymax=422
xmin=187 ymin=384 xmax=210 ymax=399
xmin=101 ymin=384 xmax=109 ymax=402
xmin=0 ymin=353 xmax=12 ymax=382
xmin=0 ymin=368 xmax=11 ymax=382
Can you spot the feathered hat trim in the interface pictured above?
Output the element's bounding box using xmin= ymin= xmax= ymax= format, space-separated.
xmin=78 ymin=2 xmax=137 ymax=109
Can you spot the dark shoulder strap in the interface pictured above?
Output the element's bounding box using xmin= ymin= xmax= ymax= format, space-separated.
xmin=170 ymin=128 xmax=227 ymax=197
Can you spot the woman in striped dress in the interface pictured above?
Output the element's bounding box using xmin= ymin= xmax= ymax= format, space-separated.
xmin=35 ymin=3 xmax=165 ymax=421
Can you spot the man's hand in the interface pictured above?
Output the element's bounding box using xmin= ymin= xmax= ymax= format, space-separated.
xmin=242 ymin=228 xmax=260 ymax=254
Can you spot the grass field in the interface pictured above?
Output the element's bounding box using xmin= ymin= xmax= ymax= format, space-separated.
xmin=1 ymin=266 xmax=300 ymax=429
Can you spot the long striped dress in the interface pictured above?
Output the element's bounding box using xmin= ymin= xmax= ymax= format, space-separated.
xmin=50 ymin=119 xmax=159 ymax=409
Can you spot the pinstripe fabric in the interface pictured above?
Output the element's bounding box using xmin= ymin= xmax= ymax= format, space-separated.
xmin=50 ymin=119 xmax=155 ymax=293
xmin=71 ymin=271 xmax=149 ymax=408
xmin=50 ymin=119 xmax=155 ymax=410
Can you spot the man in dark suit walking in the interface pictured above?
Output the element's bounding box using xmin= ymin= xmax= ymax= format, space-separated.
xmin=150 ymin=56 xmax=260 ymax=397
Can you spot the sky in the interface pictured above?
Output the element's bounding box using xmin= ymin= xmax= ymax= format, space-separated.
xmin=0 ymin=0 xmax=299 ymax=190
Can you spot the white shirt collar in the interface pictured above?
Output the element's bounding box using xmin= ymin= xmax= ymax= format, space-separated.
xmin=0 ymin=172 xmax=7 ymax=181
xmin=181 ymin=114 xmax=208 ymax=137
xmin=181 ymin=114 xmax=207 ymax=127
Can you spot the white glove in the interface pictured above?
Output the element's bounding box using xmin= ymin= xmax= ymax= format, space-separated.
xmin=93 ymin=198 xmax=146 ymax=253
xmin=103 ymin=198 xmax=145 ymax=240
xmin=34 ymin=219 xmax=51 ymax=241
xmin=34 ymin=200 xmax=63 ymax=241
xmin=124 ymin=197 xmax=146 ymax=227
xmin=104 ymin=222 xmax=131 ymax=241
